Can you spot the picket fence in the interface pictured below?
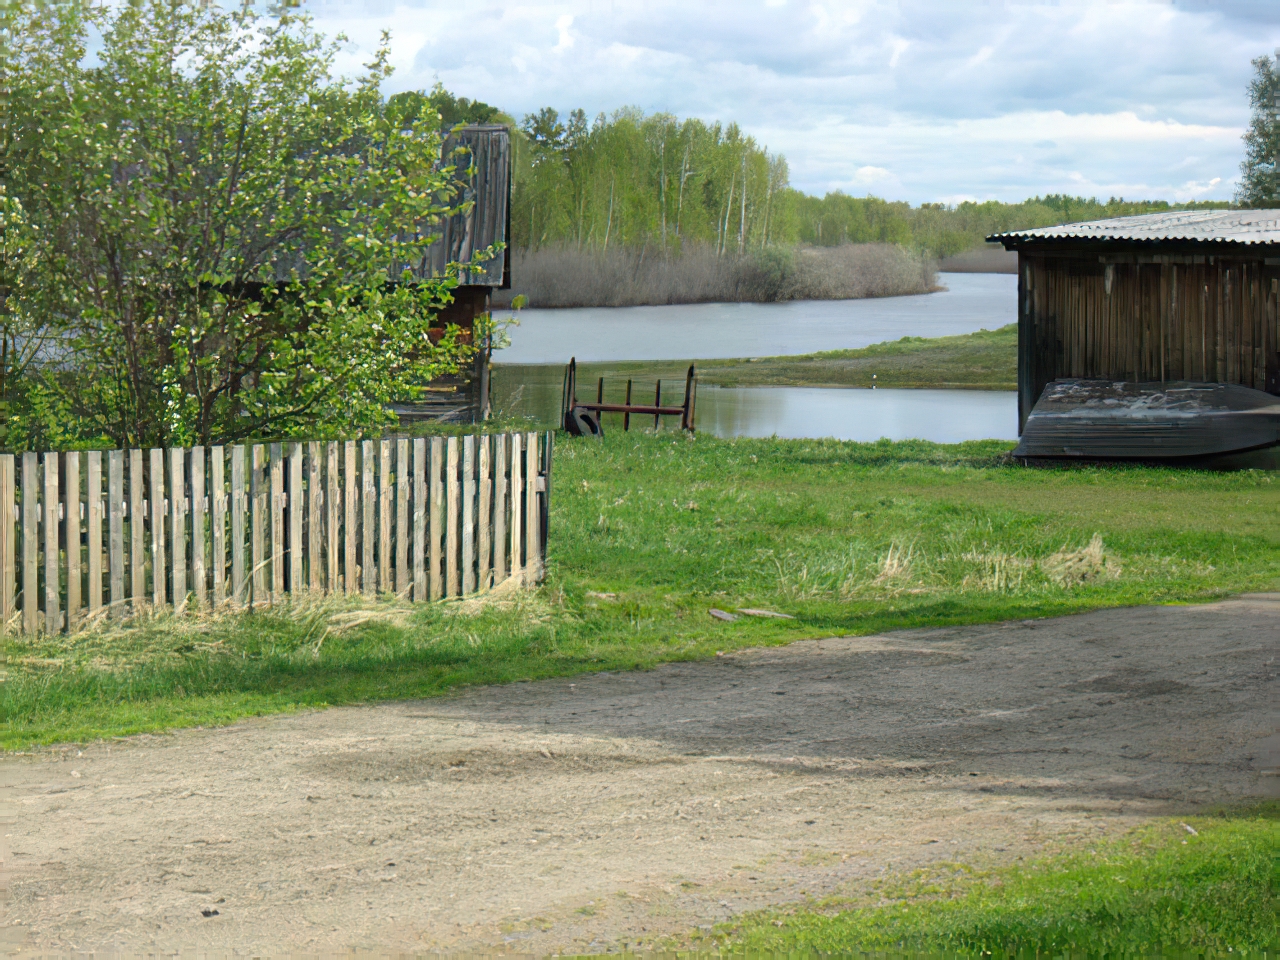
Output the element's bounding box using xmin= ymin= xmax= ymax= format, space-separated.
xmin=0 ymin=431 xmax=553 ymax=634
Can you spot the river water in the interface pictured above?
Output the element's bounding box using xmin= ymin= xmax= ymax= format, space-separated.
xmin=491 ymin=272 xmax=1018 ymax=441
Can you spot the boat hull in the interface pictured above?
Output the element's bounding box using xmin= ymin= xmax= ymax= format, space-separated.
xmin=1013 ymin=380 xmax=1280 ymax=460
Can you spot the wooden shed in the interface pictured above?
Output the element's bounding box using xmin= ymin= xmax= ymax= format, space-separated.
xmin=391 ymin=123 xmax=511 ymax=424
xmin=990 ymin=211 xmax=1280 ymax=459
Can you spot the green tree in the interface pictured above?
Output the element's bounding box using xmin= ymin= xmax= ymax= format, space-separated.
xmin=1237 ymin=53 xmax=1280 ymax=207
xmin=0 ymin=0 xmax=485 ymax=451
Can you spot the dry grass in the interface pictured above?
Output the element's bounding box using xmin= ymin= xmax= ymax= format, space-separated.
xmin=491 ymin=243 xmax=936 ymax=309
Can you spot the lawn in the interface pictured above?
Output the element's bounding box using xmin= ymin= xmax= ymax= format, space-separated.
xmin=720 ymin=805 xmax=1279 ymax=956
xmin=2 ymin=432 xmax=1277 ymax=749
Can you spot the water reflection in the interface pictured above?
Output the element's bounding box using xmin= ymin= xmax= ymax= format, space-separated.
xmin=496 ymin=272 xmax=1016 ymax=363
xmin=490 ymin=366 xmax=1017 ymax=443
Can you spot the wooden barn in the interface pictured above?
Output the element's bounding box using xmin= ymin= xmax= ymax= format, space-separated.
xmin=989 ymin=211 xmax=1280 ymax=460
xmin=389 ymin=123 xmax=512 ymax=424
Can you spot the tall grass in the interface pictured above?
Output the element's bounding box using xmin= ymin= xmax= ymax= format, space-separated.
xmin=491 ymin=242 xmax=937 ymax=309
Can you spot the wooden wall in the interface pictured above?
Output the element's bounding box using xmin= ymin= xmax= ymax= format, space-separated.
xmin=1017 ymin=246 xmax=1280 ymax=430
xmin=390 ymin=285 xmax=493 ymax=424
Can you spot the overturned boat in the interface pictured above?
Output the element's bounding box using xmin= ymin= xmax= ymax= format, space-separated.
xmin=1013 ymin=379 xmax=1280 ymax=461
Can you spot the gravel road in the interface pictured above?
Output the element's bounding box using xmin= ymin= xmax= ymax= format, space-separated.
xmin=3 ymin=594 xmax=1276 ymax=955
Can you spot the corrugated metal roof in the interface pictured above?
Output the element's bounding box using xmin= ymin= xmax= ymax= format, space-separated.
xmin=988 ymin=209 xmax=1280 ymax=246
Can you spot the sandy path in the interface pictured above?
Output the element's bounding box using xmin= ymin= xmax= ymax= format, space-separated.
xmin=2 ymin=595 xmax=1276 ymax=955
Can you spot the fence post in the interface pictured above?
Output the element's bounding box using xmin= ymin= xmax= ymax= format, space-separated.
xmin=307 ymin=441 xmax=322 ymax=592
xmin=108 ymin=451 xmax=124 ymax=617
xmin=65 ymin=451 xmax=80 ymax=632
xmin=43 ymin=452 xmax=61 ymax=632
xmin=250 ymin=444 xmax=265 ymax=606
xmin=525 ymin=432 xmax=539 ymax=586
xmin=211 ymin=446 xmax=226 ymax=610
xmin=191 ymin=446 xmax=206 ymax=610
xmin=129 ymin=449 xmax=144 ymax=611
xmin=493 ymin=434 xmax=507 ymax=586
xmin=325 ymin=442 xmax=339 ymax=594
xmin=509 ymin=433 xmax=522 ymax=585
xmin=395 ymin=438 xmax=409 ymax=596
xmin=0 ymin=454 xmax=14 ymax=632
xmin=288 ymin=442 xmax=303 ymax=596
xmin=446 ymin=437 xmax=459 ymax=597
xmin=270 ymin=443 xmax=284 ymax=600
xmin=343 ymin=440 xmax=357 ymax=595
xmin=462 ymin=435 xmax=475 ymax=595
xmin=87 ymin=451 xmax=102 ymax=620
xmin=21 ymin=451 xmax=37 ymax=634
xmin=231 ymin=446 xmax=246 ymax=607
xmin=361 ymin=440 xmax=375 ymax=597
xmin=169 ymin=447 xmax=186 ymax=610
xmin=428 ymin=437 xmax=443 ymax=600
xmin=478 ymin=436 xmax=491 ymax=592
xmin=377 ymin=439 xmax=391 ymax=594
xmin=149 ymin=448 xmax=165 ymax=609
xmin=412 ymin=438 xmax=426 ymax=601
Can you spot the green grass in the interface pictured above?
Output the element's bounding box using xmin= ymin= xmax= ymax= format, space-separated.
xmin=2 ymin=432 xmax=1277 ymax=749
xmin=719 ymin=806 xmax=1279 ymax=956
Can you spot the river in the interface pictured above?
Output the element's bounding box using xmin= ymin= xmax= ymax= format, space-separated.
xmin=491 ymin=272 xmax=1018 ymax=442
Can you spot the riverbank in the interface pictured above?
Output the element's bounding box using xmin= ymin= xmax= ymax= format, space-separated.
xmin=538 ymin=323 xmax=1016 ymax=391
xmin=491 ymin=242 xmax=936 ymax=309
xmin=4 ymin=433 xmax=1276 ymax=748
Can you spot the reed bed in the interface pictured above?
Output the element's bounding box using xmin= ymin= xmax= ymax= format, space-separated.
xmin=492 ymin=242 xmax=937 ymax=309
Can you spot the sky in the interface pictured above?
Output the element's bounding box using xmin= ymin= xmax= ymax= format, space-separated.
xmin=302 ymin=0 xmax=1280 ymax=205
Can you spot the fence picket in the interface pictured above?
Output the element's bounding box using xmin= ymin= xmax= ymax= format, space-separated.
xmin=270 ymin=444 xmax=284 ymax=599
xmin=493 ymin=435 xmax=506 ymax=586
xmin=509 ymin=433 xmax=523 ymax=584
xmin=378 ymin=439 xmax=391 ymax=593
xmin=526 ymin=432 xmax=539 ymax=585
xmin=150 ymin=449 xmax=165 ymax=608
xmin=87 ymin=451 xmax=102 ymax=618
xmin=65 ymin=452 xmax=81 ymax=631
xmin=395 ymin=438 xmax=408 ymax=596
xmin=231 ymin=446 xmax=246 ymax=606
xmin=344 ymin=441 xmax=357 ymax=595
xmin=325 ymin=442 xmax=339 ymax=593
xmin=412 ymin=438 xmax=426 ymax=601
xmin=361 ymin=440 xmax=375 ymax=596
xmin=250 ymin=444 xmax=265 ymax=606
xmin=211 ymin=447 xmax=226 ymax=609
xmin=288 ymin=443 xmax=303 ymax=594
xmin=190 ymin=447 xmax=205 ymax=610
xmin=169 ymin=447 xmax=186 ymax=609
xmin=129 ymin=449 xmax=144 ymax=610
xmin=108 ymin=451 xmax=124 ymax=616
xmin=21 ymin=452 xmax=37 ymax=634
xmin=462 ymin=435 xmax=475 ymax=595
xmin=44 ymin=452 xmax=60 ymax=633
xmin=307 ymin=442 xmax=322 ymax=591
xmin=478 ymin=436 xmax=491 ymax=592
xmin=428 ymin=437 xmax=443 ymax=600
xmin=0 ymin=455 xmax=14 ymax=631
xmin=446 ymin=437 xmax=460 ymax=596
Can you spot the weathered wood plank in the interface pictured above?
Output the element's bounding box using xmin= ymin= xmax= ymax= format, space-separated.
xmin=150 ymin=448 xmax=165 ymax=609
xmin=344 ymin=441 xmax=357 ymax=595
xmin=0 ymin=455 xmax=12 ymax=632
xmin=446 ymin=437 xmax=460 ymax=596
xmin=307 ymin=441 xmax=322 ymax=592
xmin=288 ymin=442 xmax=303 ymax=594
xmin=108 ymin=451 xmax=124 ymax=616
xmin=412 ymin=438 xmax=426 ymax=601
xmin=462 ymin=435 xmax=475 ymax=595
xmin=211 ymin=447 xmax=226 ymax=610
xmin=129 ymin=449 xmax=145 ymax=610
xmin=190 ymin=446 xmax=205 ymax=610
xmin=477 ymin=436 xmax=491 ymax=592
xmin=378 ymin=439 xmax=391 ymax=593
xmin=526 ymin=432 xmax=539 ymax=585
xmin=509 ymin=433 xmax=522 ymax=584
xmin=169 ymin=447 xmax=186 ymax=609
xmin=231 ymin=446 xmax=247 ymax=606
xmin=362 ymin=440 xmax=375 ymax=596
xmin=250 ymin=444 xmax=265 ymax=606
xmin=326 ymin=442 xmax=339 ymax=593
xmin=270 ymin=443 xmax=284 ymax=599
xmin=87 ymin=451 xmax=102 ymax=618
xmin=21 ymin=452 xmax=37 ymax=634
xmin=428 ymin=437 xmax=443 ymax=600
xmin=493 ymin=434 xmax=506 ymax=585
xmin=65 ymin=451 xmax=80 ymax=632
xmin=395 ymin=438 xmax=408 ymax=596
xmin=44 ymin=452 xmax=60 ymax=632
xmin=543 ymin=431 xmax=554 ymax=570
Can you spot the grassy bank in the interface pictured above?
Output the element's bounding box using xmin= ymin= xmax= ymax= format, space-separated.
xmin=720 ymin=806 xmax=1279 ymax=956
xmin=569 ymin=324 xmax=1017 ymax=391
xmin=491 ymin=242 xmax=936 ymax=309
xmin=3 ymin=434 xmax=1277 ymax=748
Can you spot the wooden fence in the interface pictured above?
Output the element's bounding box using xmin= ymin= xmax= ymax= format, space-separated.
xmin=0 ymin=431 xmax=553 ymax=634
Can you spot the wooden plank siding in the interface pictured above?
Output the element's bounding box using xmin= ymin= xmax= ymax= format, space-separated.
xmin=0 ymin=431 xmax=549 ymax=634
xmin=1017 ymin=248 xmax=1280 ymax=430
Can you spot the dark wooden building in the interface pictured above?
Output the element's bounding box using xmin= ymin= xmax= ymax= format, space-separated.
xmin=390 ymin=124 xmax=511 ymax=424
xmin=990 ymin=211 xmax=1280 ymax=435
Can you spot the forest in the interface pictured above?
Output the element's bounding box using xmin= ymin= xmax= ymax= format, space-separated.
xmin=422 ymin=85 xmax=1230 ymax=261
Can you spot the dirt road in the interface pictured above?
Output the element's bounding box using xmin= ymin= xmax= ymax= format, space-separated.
xmin=3 ymin=595 xmax=1276 ymax=955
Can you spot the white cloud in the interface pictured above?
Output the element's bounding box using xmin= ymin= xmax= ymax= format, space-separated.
xmin=301 ymin=0 xmax=1277 ymax=203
